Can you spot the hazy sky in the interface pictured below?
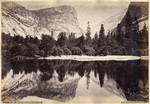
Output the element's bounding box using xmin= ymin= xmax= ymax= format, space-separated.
xmin=17 ymin=1 xmax=130 ymax=31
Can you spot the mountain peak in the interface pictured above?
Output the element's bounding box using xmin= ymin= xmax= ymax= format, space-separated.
xmin=92 ymin=8 xmax=128 ymax=35
xmin=2 ymin=1 xmax=26 ymax=11
xmin=2 ymin=2 xmax=83 ymax=39
xmin=92 ymin=2 xmax=148 ymax=36
xmin=120 ymin=2 xmax=148 ymax=26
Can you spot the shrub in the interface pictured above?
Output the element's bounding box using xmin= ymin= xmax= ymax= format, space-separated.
xmin=39 ymin=50 xmax=45 ymax=57
xmin=48 ymin=46 xmax=64 ymax=56
xmin=26 ymin=43 xmax=39 ymax=57
xmin=96 ymin=46 xmax=109 ymax=56
xmin=63 ymin=47 xmax=72 ymax=55
xmin=70 ymin=47 xmax=83 ymax=55
xmin=123 ymin=38 xmax=139 ymax=55
xmin=10 ymin=43 xmax=27 ymax=57
xmin=111 ymin=46 xmax=128 ymax=55
xmin=48 ymin=47 xmax=57 ymax=56
xmin=82 ymin=45 xmax=95 ymax=56
xmin=57 ymin=47 xmax=64 ymax=56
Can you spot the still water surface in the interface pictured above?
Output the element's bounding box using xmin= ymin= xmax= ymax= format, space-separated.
xmin=2 ymin=58 xmax=149 ymax=103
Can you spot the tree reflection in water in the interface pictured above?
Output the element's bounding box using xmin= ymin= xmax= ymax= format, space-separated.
xmin=2 ymin=58 xmax=148 ymax=102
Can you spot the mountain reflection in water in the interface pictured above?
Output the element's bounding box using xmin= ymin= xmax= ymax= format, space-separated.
xmin=2 ymin=58 xmax=149 ymax=103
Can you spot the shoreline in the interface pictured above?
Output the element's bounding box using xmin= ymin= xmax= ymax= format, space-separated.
xmin=39 ymin=55 xmax=149 ymax=61
xmin=10 ymin=55 xmax=149 ymax=61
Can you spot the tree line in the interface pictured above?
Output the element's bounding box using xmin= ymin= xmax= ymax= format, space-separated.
xmin=2 ymin=11 xmax=148 ymax=58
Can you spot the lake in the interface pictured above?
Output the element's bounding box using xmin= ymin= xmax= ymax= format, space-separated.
xmin=2 ymin=57 xmax=149 ymax=103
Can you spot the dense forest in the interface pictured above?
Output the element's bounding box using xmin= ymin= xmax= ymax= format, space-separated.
xmin=2 ymin=12 xmax=148 ymax=58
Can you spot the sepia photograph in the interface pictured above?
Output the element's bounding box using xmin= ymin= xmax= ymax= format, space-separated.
xmin=1 ymin=0 xmax=149 ymax=103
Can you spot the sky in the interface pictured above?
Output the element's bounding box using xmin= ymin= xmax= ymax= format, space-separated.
xmin=16 ymin=1 xmax=130 ymax=32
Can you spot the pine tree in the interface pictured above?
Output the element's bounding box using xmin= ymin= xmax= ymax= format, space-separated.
xmin=76 ymin=35 xmax=85 ymax=49
xmin=132 ymin=17 xmax=140 ymax=46
xmin=25 ymin=36 xmax=30 ymax=44
xmin=86 ymin=21 xmax=91 ymax=39
xmin=125 ymin=11 xmax=133 ymax=38
xmin=93 ymin=32 xmax=99 ymax=50
xmin=94 ymin=32 xmax=98 ymax=41
xmin=98 ymin=24 xmax=105 ymax=48
xmin=99 ymin=24 xmax=105 ymax=40
xmin=116 ymin=23 xmax=123 ymax=43
xmin=69 ymin=33 xmax=75 ymax=46
xmin=85 ymin=21 xmax=92 ymax=46
xmin=140 ymin=23 xmax=148 ymax=55
xmin=141 ymin=23 xmax=148 ymax=37
xmin=133 ymin=17 xmax=139 ymax=36
xmin=40 ymin=34 xmax=56 ymax=54
xmin=110 ymin=32 xmax=113 ymax=39
xmin=51 ymin=31 xmax=54 ymax=38
xmin=57 ymin=32 xmax=67 ymax=47
xmin=107 ymin=30 xmax=111 ymax=41
xmin=98 ymin=63 xmax=105 ymax=87
xmin=33 ymin=37 xmax=40 ymax=46
xmin=86 ymin=72 xmax=90 ymax=90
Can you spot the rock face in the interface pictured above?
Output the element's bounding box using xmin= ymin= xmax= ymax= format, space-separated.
xmin=92 ymin=2 xmax=148 ymax=35
xmin=120 ymin=2 xmax=148 ymax=27
xmin=110 ymin=2 xmax=148 ymax=39
xmin=92 ymin=8 xmax=127 ymax=35
xmin=1 ymin=2 xmax=83 ymax=39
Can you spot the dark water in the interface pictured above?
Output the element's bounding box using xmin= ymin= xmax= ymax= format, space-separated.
xmin=2 ymin=58 xmax=149 ymax=103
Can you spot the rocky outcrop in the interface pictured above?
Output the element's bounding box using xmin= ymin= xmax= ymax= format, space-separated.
xmin=1 ymin=2 xmax=83 ymax=39
xmin=120 ymin=2 xmax=148 ymax=26
xmin=92 ymin=2 xmax=148 ymax=35
xmin=92 ymin=8 xmax=127 ymax=35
